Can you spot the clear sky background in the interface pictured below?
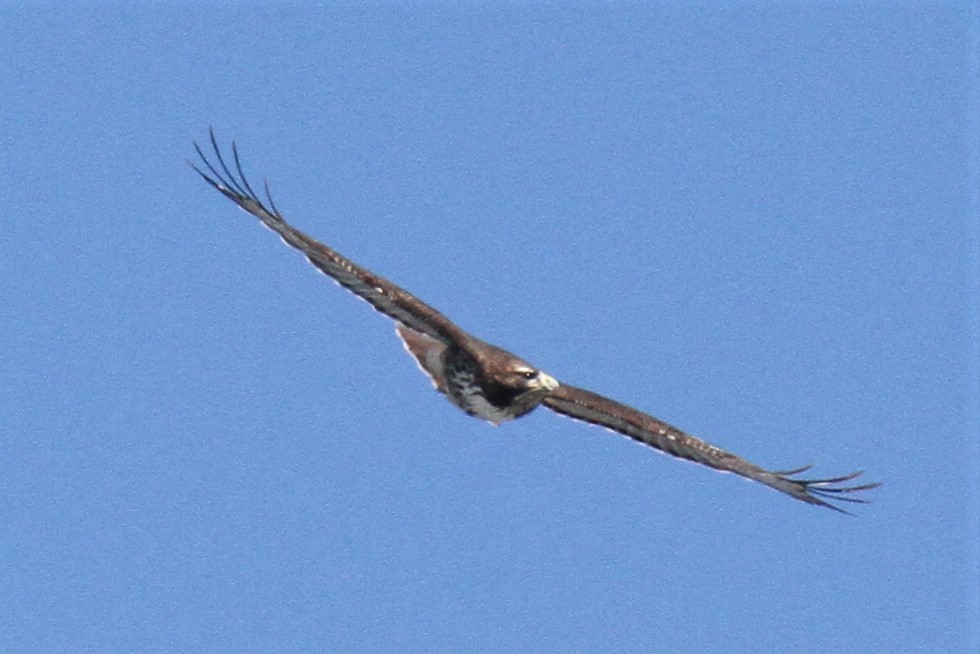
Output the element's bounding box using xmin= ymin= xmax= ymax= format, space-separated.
xmin=2 ymin=4 xmax=977 ymax=653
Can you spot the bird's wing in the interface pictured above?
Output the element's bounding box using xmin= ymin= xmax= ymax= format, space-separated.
xmin=190 ymin=130 xmax=466 ymax=345
xmin=542 ymin=383 xmax=879 ymax=512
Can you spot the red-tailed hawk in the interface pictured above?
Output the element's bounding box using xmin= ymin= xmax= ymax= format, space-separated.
xmin=191 ymin=130 xmax=879 ymax=513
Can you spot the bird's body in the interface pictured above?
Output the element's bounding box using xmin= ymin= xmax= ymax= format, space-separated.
xmin=397 ymin=325 xmax=558 ymax=425
xmin=191 ymin=131 xmax=879 ymax=513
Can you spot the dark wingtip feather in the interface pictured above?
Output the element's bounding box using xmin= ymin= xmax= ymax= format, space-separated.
xmin=771 ymin=464 xmax=814 ymax=477
xmin=190 ymin=128 xmax=285 ymax=224
xmin=264 ymin=178 xmax=282 ymax=216
xmin=775 ymin=468 xmax=880 ymax=514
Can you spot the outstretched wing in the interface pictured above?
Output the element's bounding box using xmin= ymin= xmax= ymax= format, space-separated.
xmin=543 ymin=383 xmax=879 ymax=512
xmin=190 ymin=129 xmax=466 ymax=345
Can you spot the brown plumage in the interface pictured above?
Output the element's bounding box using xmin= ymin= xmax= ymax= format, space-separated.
xmin=191 ymin=130 xmax=879 ymax=513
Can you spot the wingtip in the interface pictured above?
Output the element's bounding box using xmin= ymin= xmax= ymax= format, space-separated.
xmin=191 ymin=129 xmax=291 ymax=228
xmin=779 ymin=468 xmax=880 ymax=514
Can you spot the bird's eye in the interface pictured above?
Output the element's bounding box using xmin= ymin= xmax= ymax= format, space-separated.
xmin=520 ymin=370 xmax=538 ymax=380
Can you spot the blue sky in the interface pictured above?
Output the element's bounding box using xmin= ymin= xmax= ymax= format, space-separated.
xmin=1 ymin=4 xmax=977 ymax=652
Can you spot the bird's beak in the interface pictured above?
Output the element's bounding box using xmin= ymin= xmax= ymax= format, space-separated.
xmin=535 ymin=371 xmax=560 ymax=392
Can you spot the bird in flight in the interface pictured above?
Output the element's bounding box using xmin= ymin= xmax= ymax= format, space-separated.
xmin=191 ymin=130 xmax=879 ymax=513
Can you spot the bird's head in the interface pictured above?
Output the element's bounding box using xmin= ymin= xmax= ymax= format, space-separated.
xmin=464 ymin=341 xmax=561 ymax=422
xmin=471 ymin=362 xmax=559 ymax=424
xmin=503 ymin=365 xmax=560 ymax=395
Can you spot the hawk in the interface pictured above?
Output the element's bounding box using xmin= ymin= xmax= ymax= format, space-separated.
xmin=191 ymin=130 xmax=879 ymax=513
